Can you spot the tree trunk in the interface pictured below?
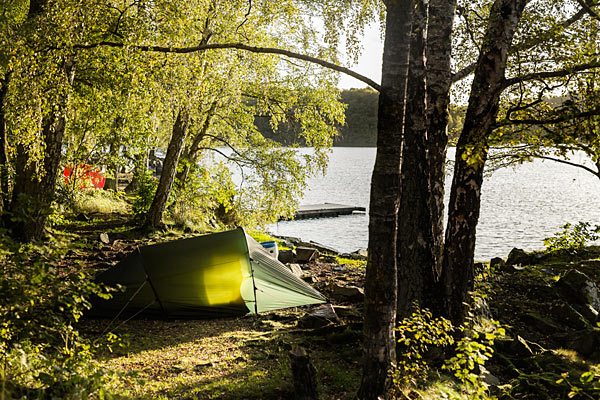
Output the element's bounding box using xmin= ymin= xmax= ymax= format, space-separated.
xmin=144 ymin=109 xmax=189 ymax=230
xmin=175 ymin=104 xmax=216 ymax=188
xmin=8 ymin=58 xmax=75 ymax=241
xmin=425 ymin=0 xmax=457 ymax=286
xmin=397 ymin=0 xmax=436 ymax=320
xmin=357 ymin=1 xmax=412 ymax=398
xmin=0 ymin=72 xmax=11 ymax=211
xmin=441 ymin=0 xmax=529 ymax=324
xmin=105 ymin=117 xmax=124 ymax=191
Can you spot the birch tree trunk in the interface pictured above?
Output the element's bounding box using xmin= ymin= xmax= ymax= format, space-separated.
xmin=0 ymin=72 xmax=10 ymax=211
xmin=175 ymin=103 xmax=216 ymax=188
xmin=397 ymin=0 xmax=436 ymax=320
xmin=357 ymin=1 xmax=412 ymax=398
xmin=144 ymin=109 xmax=189 ymax=230
xmin=442 ymin=0 xmax=529 ymax=324
xmin=425 ymin=0 xmax=457 ymax=286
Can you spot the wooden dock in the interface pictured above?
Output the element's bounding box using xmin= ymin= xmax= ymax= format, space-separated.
xmin=283 ymin=203 xmax=366 ymax=220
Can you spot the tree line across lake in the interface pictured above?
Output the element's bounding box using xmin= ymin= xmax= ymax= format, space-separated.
xmin=258 ymin=88 xmax=466 ymax=147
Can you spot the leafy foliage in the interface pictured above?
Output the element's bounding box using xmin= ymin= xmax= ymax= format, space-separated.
xmin=0 ymin=234 xmax=116 ymax=398
xmin=543 ymin=222 xmax=600 ymax=254
xmin=393 ymin=307 xmax=455 ymax=387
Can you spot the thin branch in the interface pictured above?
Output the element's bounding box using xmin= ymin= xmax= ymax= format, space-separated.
xmin=533 ymin=154 xmax=600 ymax=177
xmin=575 ymin=0 xmax=600 ymax=22
xmin=496 ymin=107 xmax=600 ymax=126
xmin=452 ymin=8 xmax=588 ymax=83
xmin=503 ymin=59 xmax=600 ymax=87
xmin=74 ymin=41 xmax=381 ymax=91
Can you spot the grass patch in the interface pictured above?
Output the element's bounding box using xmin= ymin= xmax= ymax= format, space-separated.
xmin=336 ymin=257 xmax=366 ymax=269
xmin=74 ymin=190 xmax=129 ymax=215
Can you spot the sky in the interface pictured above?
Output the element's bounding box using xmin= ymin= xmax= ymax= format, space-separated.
xmin=337 ymin=23 xmax=384 ymax=90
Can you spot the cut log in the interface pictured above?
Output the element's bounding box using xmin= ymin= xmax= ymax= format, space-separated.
xmin=289 ymin=345 xmax=318 ymax=400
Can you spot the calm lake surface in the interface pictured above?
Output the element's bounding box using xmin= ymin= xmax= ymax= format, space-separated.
xmin=268 ymin=147 xmax=600 ymax=260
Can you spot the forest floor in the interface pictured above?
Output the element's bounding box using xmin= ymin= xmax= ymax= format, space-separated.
xmin=61 ymin=213 xmax=600 ymax=399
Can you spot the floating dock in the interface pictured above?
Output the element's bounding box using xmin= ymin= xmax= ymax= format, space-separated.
xmin=284 ymin=203 xmax=366 ymax=220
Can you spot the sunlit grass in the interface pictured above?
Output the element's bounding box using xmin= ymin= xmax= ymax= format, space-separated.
xmin=74 ymin=190 xmax=129 ymax=215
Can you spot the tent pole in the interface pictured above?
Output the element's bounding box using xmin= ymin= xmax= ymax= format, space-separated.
xmin=138 ymin=247 xmax=168 ymax=319
xmin=249 ymin=259 xmax=258 ymax=314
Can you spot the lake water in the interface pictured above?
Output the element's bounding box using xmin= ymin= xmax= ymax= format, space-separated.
xmin=268 ymin=147 xmax=600 ymax=260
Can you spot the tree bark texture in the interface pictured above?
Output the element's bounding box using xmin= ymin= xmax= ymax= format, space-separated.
xmin=289 ymin=346 xmax=318 ymax=400
xmin=441 ymin=0 xmax=529 ymax=324
xmin=425 ymin=0 xmax=457 ymax=283
xmin=144 ymin=109 xmax=189 ymax=230
xmin=175 ymin=103 xmax=216 ymax=188
xmin=8 ymin=58 xmax=75 ymax=241
xmin=0 ymin=72 xmax=11 ymax=211
xmin=357 ymin=1 xmax=412 ymax=398
xmin=397 ymin=0 xmax=436 ymax=320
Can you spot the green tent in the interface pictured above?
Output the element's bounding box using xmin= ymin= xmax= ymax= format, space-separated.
xmin=90 ymin=228 xmax=326 ymax=319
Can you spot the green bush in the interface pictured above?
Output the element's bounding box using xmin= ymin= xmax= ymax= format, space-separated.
xmin=131 ymin=170 xmax=159 ymax=222
xmin=393 ymin=307 xmax=455 ymax=387
xmin=0 ymin=235 xmax=116 ymax=398
xmin=392 ymin=306 xmax=504 ymax=399
xmin=544 ymin=222 xmax=600 ymax=254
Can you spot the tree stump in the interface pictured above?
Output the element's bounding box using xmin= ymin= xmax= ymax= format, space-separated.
xmin=289 ymin=345 xmax=318 ymax=400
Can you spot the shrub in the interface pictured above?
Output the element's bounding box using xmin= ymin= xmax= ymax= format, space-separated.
xmin=543 ymin=222 xmax=600 ymax=254
xmin=0 ymin=235 xmax=116 ymax=398
xmin=393 ymin=307 xmax=455 ymax=387
xmin=131 ymin=170 xmax=159 ymax=222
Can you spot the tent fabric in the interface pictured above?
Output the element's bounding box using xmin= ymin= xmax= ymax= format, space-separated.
xmin=90 ymin=228 xmax=326 ymax=319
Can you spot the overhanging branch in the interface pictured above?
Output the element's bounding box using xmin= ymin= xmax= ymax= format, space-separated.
xmin=76 ymin=41 xmax=381 ymax=91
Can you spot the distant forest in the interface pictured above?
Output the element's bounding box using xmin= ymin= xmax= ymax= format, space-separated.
xmin=257 ymin=88 xmax=465 ymax=147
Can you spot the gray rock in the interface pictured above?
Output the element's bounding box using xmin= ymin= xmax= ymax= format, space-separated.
xmin=327 ymin=283 xmax=364 ymax=302
xmin=482 ymin=368 xmax=501 ymax=387
xmin=494 ymin=337 xmax=533 ymax=357
xmin=340 ymin=249 xmax=368 ymax=260
xmin=287 ymin=263 xmax=304 ymax=277
xmin=490 ymin=257 xmax=506 ymax=271
xmin=296 ymin=247 xmax=318 ymax=263
xmin=297 ymin=304 xmax=339 ymax=329
xmin=506 ymin=248 xmax=536 ymax=266
xmin=521 ymin=312 xmax=561 ymax=333
xmin=278 ymin=249 xmax=295 ymax=264
xmin=569 ymin=329 xmax=600 ymax=358
xmin=555 ymin=269 xmax=600 ymax=323
xmin=309 ymin=241 xmax=340 ymax=255
xmin=549 ymin=303 xmax=589 ymax=330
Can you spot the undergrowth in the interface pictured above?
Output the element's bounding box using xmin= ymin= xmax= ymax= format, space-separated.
xmin=0 ymin=231 xmax=119 ymax=399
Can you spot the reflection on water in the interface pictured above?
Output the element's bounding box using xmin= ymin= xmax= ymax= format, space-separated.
xmin=269 ymin=147 xmax=600 ymax=260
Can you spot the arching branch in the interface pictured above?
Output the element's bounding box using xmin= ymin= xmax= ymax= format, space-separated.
xmin=75 ymin=41 xmax=381 ymax=91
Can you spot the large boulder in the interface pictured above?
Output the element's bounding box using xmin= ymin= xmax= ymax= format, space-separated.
xmin=506 ymin=248 xmax=540 ymax=266
xmin=555 ymin=269 xmax=600 ymax=324
xmin=297 ymin=303 xmax=340 ymax=329
xmin=327 ymin=283 xmax=364 ymax=302
xmin=278 ymin=250 xmax=295 ymax=264
xmin=296 ymin=247 xmax=319 ymax=263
